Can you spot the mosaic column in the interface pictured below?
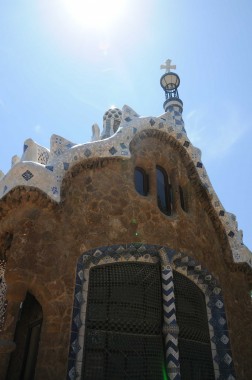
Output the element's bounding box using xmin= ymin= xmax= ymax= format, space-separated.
xmin=160 ymin=253 xmax=180 ymax=380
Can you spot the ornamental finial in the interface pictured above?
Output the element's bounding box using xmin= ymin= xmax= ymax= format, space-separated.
xmin=160 ymin=59 xmax=183 ymax=113
xmin=160 ymin=59 xmax=176 ymax=73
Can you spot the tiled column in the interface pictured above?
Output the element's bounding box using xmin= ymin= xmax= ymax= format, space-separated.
xmin=160 ymin=253 xmax=180 ymax=380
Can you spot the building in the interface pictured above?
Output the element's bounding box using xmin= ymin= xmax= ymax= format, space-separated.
xmin=0 ymin=60 xmax=251 ymax=379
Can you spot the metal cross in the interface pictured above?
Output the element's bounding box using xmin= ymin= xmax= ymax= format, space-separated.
xmin=160 ymin=59 xmax=176 ymax=73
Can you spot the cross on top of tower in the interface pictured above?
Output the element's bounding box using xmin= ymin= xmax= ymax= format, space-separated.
xmin=160 ymin=59 xmax=176 ymax=73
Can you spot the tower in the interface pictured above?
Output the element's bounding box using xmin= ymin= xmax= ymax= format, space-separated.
xmin=0 ymin=61 xmax=251 ymax=380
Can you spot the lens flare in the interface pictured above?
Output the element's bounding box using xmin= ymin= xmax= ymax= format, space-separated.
xmin=162 ymin=361 xmax=169 ymax=380
xmin=63 ymin=0 xmax=126 ymax=30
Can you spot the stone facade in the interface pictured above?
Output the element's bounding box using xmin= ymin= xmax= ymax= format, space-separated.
xmin=0 ymin=71 xmax=251 ymax=379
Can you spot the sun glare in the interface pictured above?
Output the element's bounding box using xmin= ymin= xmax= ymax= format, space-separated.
xmin=63 ymin=0 xmax=126 ymax=30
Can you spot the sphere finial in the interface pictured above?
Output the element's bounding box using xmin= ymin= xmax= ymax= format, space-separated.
xmin=160 ymin=59 xmax=183 ymax=112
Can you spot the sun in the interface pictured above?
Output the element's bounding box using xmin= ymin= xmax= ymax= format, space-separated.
xmin=63 ymin=0 xmax=126 ymax=30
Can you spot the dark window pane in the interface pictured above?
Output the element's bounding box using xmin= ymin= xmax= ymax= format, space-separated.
xmin=82 ymin=262 xmax=166 ymax=380
xmin=7 ymin=292 xmax=43 ymax=380
xmin=134 ymin=167 xmax=148 ymax=196
xmin=173 ymin=271 xmax=214 ymax=380
xmin=22 ymin=321 xmax=42 ymax=380
xmin=156 ymin=166 xmax=172 ymax=215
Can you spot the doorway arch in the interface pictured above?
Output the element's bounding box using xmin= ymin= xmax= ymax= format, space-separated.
xmin=67 ymin=244 xmax=235 ymax=380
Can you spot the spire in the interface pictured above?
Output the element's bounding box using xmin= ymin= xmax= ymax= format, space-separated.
xmin=160 ymin=59 xmax=183 ymax=113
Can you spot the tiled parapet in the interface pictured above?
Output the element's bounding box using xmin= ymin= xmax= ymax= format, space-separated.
xmin=22 ymin=138 xmax=50 ymax=165
xmin=48 ymin=134 xmax=77 ymax=164
xmin=0 ymin=104 xmax=251 ymax=268
xmin=0 ymin=162 xmax=57 ymax=200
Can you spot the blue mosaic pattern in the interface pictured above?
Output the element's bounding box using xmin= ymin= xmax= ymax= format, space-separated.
xmin=45 ymin=165 xmax=54 ymax=172
xmin=66 ymin=143 xmax=75 ymax=148
xmin=183 ymin=140 xmax=190 ymax=148
xmin=161 ymin=267 xmax=181 ymax=379
xmin=109 ymin=147 xmax=117 ymax=155
xmin=121 ymin=150 xmax=129 ymax=156
xmin=166 ymin=103 xmax=185 ymax=130
xmin=67 ymin=244 xmax=236 ymax=380
xmin=54 ymin=148 xmax=63 ymax=156
xmin=22 ymin=170 xmax=34 ymax=181
xmin=37 ymin=150 xmax=49 ymax=165
xmin=162 ymin=269 xmax=177 ymax=324
xmin=196 ymin=161 xmax=203 ymax=168
xmin=51 ymin=186 xmax=58 ymax=195
xmin=84 ymin=149 xmax=91 ymax=158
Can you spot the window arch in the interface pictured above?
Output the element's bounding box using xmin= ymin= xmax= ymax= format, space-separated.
xmin=156 ymin=166 xmax=173 ymax=216
xmin=134 ymin=167 xmax=149 ymax=196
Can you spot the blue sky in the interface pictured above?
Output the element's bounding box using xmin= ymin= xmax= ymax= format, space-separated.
xmin=0 ymin=0 xmax=251 ymax=249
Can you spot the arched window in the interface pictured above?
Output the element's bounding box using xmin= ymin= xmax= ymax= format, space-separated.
xmin=134 ymin=167 xmax=149 ymax=196
xmin=156 ymin=166 xmax=172 ymax=216
xmin=179 ymin=186 xmax=188 ymax=212
xmin=173 ymin=271 xmax=214 ymax=379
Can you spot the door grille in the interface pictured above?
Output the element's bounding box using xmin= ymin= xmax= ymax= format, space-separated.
xmin=173 ymin=271 xmax=215 ymax=380
xmin=82 ymin=262 xmax=165 ymax=380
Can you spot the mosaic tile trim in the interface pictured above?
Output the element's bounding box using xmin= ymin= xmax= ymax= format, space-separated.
xmin=161 ymin=265 xmax=181 ymax=379
xmin=67 ymin=244 xmax=236 ymax=380
xmin=21 ymin=138 xmax=50 ymax=165
xmin=48 ymin=134 xmax=77 ymax=163
xmin=0 ymin=104 xmax=250 ymax=268
xmin=22 ymin=170 xmax=34 ymax=181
